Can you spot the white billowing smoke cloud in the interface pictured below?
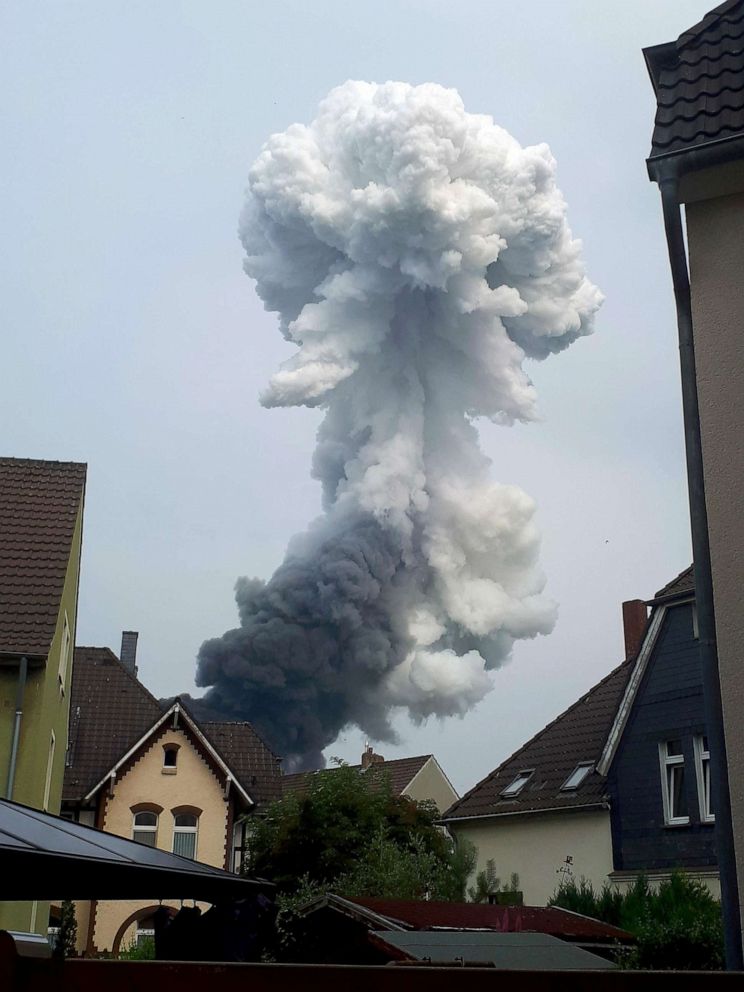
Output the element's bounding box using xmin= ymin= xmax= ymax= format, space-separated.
xmin=195 ymin=81 xmax=602 ymax=769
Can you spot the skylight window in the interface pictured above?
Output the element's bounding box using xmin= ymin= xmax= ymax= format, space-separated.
xmin=500 ymin=770 xmax=534 ymax=797
xmin=561 ymin=762 xmax=594 ymax=791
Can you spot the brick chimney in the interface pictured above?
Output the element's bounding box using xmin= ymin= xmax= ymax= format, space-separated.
xmin=361 ymin=743 xmax=384 ymax=770
xmin=622 ymin=600 xmax=647 ymax=661
xmin=120 ymin=631 xmax=139 ymax=676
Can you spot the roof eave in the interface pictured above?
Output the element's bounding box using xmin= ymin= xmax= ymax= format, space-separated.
xmin=440 ymin=801 xmax=609 ymax=825
xmin=642 ymin=41 xmax=677 ymax=95
xmin=648 ymin=132 xmax=744 ymax=185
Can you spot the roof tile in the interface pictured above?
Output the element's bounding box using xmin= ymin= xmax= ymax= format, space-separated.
xmin=0 ymin=458 xmax=86 ymax=657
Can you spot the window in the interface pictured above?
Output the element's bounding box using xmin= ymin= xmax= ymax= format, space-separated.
xmin=133 ymin=810 xmax=159 ymax=846
xmin=659 ymin=739 xmax=690 ymax=825
xmin=172 ymin=813 xmax=198 ymax=859
xmin=43 ymin=732 xmax=56 ymax=811
xmin=58 ymin=613 xmax=71 ymax=693
xmin=561 ymin=762 xmax=593 ymax=791
xmin=162 ymin=745 xmax=179 ymax=772
xmin=500 ymin=770 xmax=534 ymax=798
xmin=694 ymin=734 xmax=715 ymax=823
xmin=136 ymin=917 xmax=156 ymax=948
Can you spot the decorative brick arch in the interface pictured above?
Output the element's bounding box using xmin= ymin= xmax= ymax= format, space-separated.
xmin=170 ymin=804 xmax=203 ymax=818
xmin=130 ymin=802 xmax=164 ymax=815
xmin=111 ymin=904 xmax=176 ymax=955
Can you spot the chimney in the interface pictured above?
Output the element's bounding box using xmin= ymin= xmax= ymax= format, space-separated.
xmin=622 ymin=601 xmax=647 ymax=660
xmin=361 ymin=743 xmax=384 ymax=770
xmin=120 ymin=631 xmax=139 ymax=676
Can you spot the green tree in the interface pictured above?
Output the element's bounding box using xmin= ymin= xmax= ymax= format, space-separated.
xmin=549 ymin=872 xmax=724 ymax=970
xmin=243 ymin=762 xmax=472 ymax=901
xmin=53 ymin=900 xmax=78 ymax=960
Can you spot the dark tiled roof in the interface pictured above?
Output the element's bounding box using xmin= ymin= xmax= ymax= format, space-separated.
xmin=202 ymin=722 xmax=282 ymax=805
xmin=282 ymin=755 xmax=432 ymax=799
xmin=0 ymin=458 xmax=86 ymax=658
xmin=647 ymin=0 xmax=744 ymax=159
xmin=442 ymin=661 xmax=634 ymax=821
xmin=64 ymin=650 xmax=282 ymax=806
xmin=63 ymin=647 xmax=163 ymax=801
xmin=339 ymin=896 xmax=632 ymax=943
xmin=653 ymin=564 xmax=694 ymax=600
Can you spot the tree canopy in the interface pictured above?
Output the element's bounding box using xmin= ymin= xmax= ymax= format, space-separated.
xmin=244 ymin=762 xmax=473 ymax=903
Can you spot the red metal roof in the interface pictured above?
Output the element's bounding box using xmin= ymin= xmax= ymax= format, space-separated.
xmin=346 ymin=897 xmax=632 ymax=943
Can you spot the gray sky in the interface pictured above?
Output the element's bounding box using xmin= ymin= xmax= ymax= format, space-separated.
xmin=2 ymin=1 xmax=704 ymax=792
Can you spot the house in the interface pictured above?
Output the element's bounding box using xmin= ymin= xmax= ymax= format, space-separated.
xmin=282 ymin=746 xmax=458 ymax=813
xmin=644 ymin=0 xmax=744 ymax=963
xmin=61 ymin=640 xmax=281 ymax=955
xmin=0 ymin=458 xmax=87 ymax=935
xmin=442 ymin=570 xmax=719 ymax=905
xmin=288 ymin=893 xmax=631 ymax=965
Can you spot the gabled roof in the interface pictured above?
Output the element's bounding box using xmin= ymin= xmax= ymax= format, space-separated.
xmin=0 ymin=458 xmax=86 ymax=659
xmin=282 ymin=754 xmax=433 ymax=799
xmin=442 ymin=661 xmax=634 ymax=822
xmin=64 ymin=648 xmax=281 ymax=807
xmin=64 ymin=647 xmax=164 ymax=802
xmin=300 ymin=894 xmax=632 ymax=945
xmin=645 ymin=1 xmax=744 ymax=168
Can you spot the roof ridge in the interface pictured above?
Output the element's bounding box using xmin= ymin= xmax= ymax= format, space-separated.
xmin=446 ymin=658 xmax=632 ymax=814
xmin=0 ymin=456 xmax=87 ymax=469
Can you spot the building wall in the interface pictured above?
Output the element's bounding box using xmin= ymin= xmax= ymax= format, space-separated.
xmin=607 ymin=603 xmax=718 ymax=873
xmin=403 ymin=758 xmax=458 ymax=813
xmin=686 ymin=185 xmax=744 ymax=943
xmin=449 ymin=809 xmax=613 ymax=906
xmin=0 ymin=501 xmax=84 ymax=936
xmin=87 ymin=724 xmax=230 ymax=953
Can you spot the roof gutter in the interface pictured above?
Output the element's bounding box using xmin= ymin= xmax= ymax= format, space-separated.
xmin=651 ymin=170 xmax=743 ymax=970
xmin=440 ymin=801 xmax=609 ymax=825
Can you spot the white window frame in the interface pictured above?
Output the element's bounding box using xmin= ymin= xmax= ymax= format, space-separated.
xmin=694 ymin=734 xmax=715 ymax=823
xmin=659 ymin=740 xmax=690 ymax=826
xmin=43 ymin=731 xmax=56 ymax=811
xmin=132 ymin=810 xmax=159 ymax=846
xmin=136 ymin=926 xmax=155 ymax=948
xmin=58 ymin=613 xmax=71 ymax=694
xmin=172 ymin=813 xmax=198 ymax=859
xmin=561 ymin=762 xmax=594 ymax=791
xmin=500 ymin=769 xmax=534 ymax=798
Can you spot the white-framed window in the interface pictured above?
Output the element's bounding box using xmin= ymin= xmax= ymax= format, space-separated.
xmin=132 ymin=810 xmax=159 ymax=846
xmin=136 ymin=925 xmax=155 ymax=948
xmin=694 ymin=734 xmax=715 ymax=823
xmin=172 ymin=813 xmax=198 ymax=859
xmin=232 ymin=820 xmax=246 ymax=874
xmin=58 ymin=613 xmax=71 ymax=693
xmin=561 ymin=762 xmax=593 ymax=791
xmin=659 ymin=739 xmax=690 ymax=825
xmin=43 ymin=732 xmax=56 ymax=811
xmin=162 ymin=745 xmax=179 ymax=772
xmin=500 ymin=769 xmax=534 ymax=798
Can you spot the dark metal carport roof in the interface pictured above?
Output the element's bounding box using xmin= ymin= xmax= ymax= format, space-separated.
xmin=0 ymin=799 xmax=270 ymax=902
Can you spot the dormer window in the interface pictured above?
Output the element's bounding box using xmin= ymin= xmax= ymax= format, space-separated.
xmin=501 ymin=770 xmax=534 ymax=797
xmin=162 ymin=744 xmax=180 ymax=773
xmin=561 ymin=762 xmax=593 ymax=791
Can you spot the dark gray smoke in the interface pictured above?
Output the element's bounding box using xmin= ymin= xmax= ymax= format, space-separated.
xmin=194 ymin=81 xmax=601 ymax=769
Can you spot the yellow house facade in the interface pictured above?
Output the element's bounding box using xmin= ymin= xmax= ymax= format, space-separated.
xmin=0 ymin=457 xmax=87 ymax=935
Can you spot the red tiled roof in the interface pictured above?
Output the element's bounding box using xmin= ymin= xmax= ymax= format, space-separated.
xmin=442 ymin=660 xmax=634 ymax=821
xmin=0 ymin=458 xmax=86 ymax=658
xmin=282 ymin=755 xmax=432 ymax=799
xmin=341 ymin=896 xmax=632 ymax=943
xmin=63 ymin=647 xmax=163 ymax=801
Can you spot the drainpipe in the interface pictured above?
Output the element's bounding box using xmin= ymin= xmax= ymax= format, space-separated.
xmin=659 ymin=177 xmax=743 ymax=970
xmin=5 ymin=655 xmax=28 ymax=800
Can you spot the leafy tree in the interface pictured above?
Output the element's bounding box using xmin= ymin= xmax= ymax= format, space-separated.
xmin=53 ymin=900 xmax=78 ymax=960
xmin=468 ymin=859 xmax=521 ymax=904
xmin=549 ymin=872 xmax=724 ymax=970
xmin=243 ymin=762 xmax=472 ymax=901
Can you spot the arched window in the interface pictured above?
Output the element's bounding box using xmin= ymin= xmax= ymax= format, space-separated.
xmin=132 ymin=810 xmax=158 ymax=846
xmin=172 ymin=813 xmax=198 ymax=859
xmin=162 ymin=744 xmax=179 ymax=770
